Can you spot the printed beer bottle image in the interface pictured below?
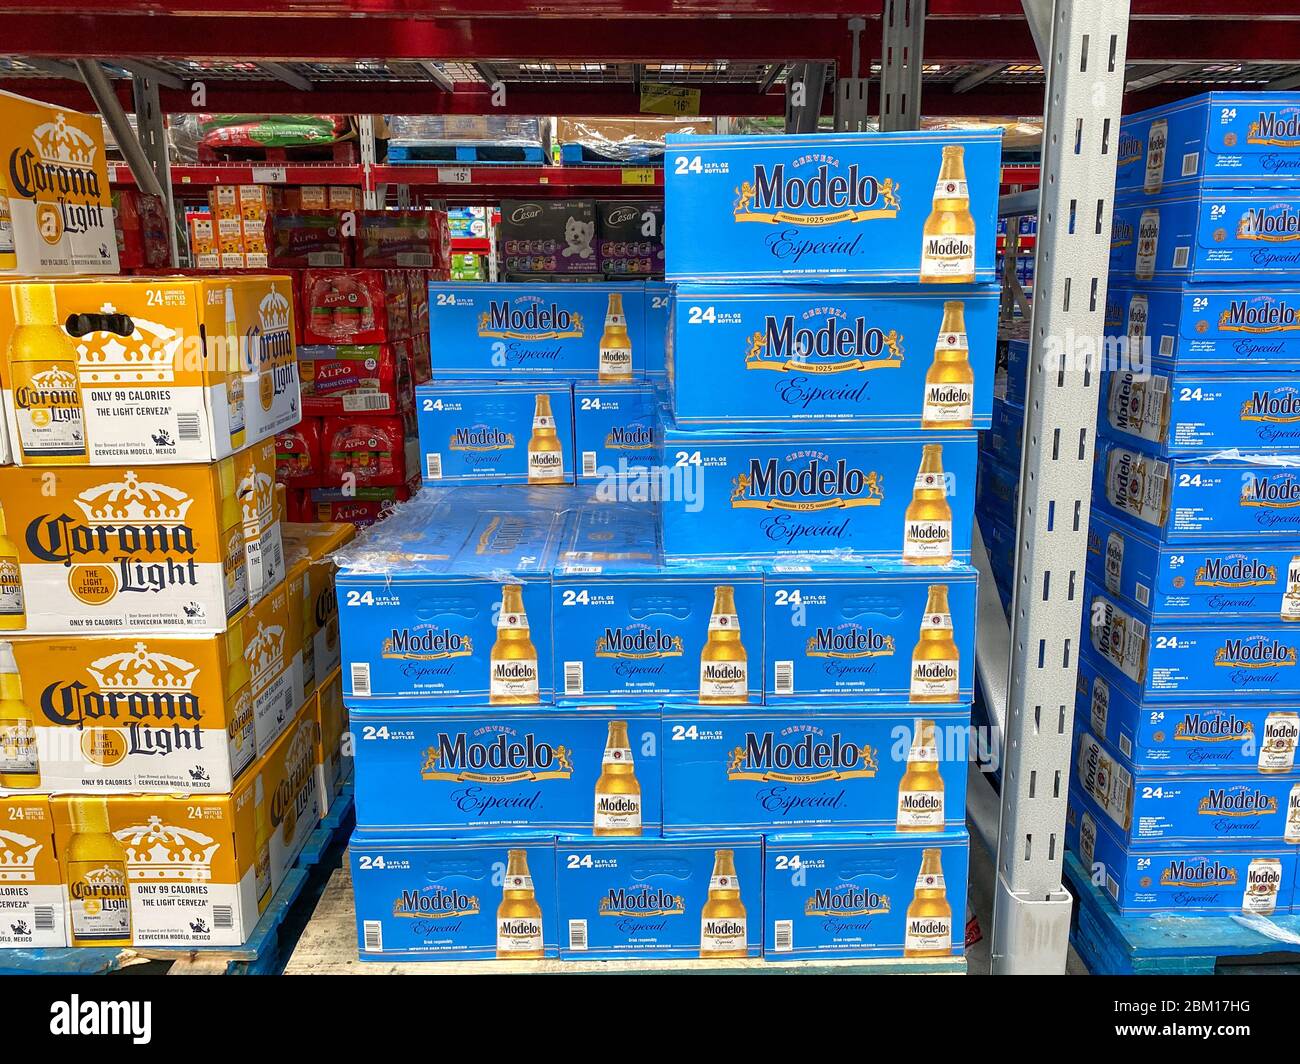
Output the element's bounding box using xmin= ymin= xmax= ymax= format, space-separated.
xmin=910 ymin=585 xmax=959 ymax=703
xmin=903 ymin=848 xmax=952 ymax=957
xmin=1144 ymin=118 xmax=1168 ymax=196
xmin=0 ymin=641 xmax=38 ymax=788
xmin=497 ymin=848 xmax=545 ymax=959
xmin=9 ymin=283 xmax=88 ymax=464
xmin=224 ymin=287 xmax=247 ymax=451
xmin=0 ymin=168 xmax=15 ymax=271
xmin=1286 ymin=783 xmax=1300 ymax=845
xmin=699 ymin=848 xmax=747 ymax=959
xmin=1260 ymin=711 xmax=1299 ymax=774
xmin=1243 ymin=857 xmax=1282 ymax=916
xmin=919 ymin=145 xmax=976 ymax=284
xmin=599 ymin=292 xmax=634 ymax=382
xmin=66 ymin=796 xmax=132 ymax=947
xmin=593 ymin=719 xmax=642 ymax=836
xmin=527 ymin=393 xmax=566 ymax=485
xmin=903 ymin=445 xmax=953 ymax=564
xmin=1283 ymin=557 xmax=1300 ymax=622
xmin=699 ymin=584 xmax=748 ymax=704
xmin=0 ymin=503 xmax=26 ymax=631
xmin=921 ymin=301 xmax=974 ymax=429
xmin=490 ymin=584 xmax=540 ymax=704
xmin=254 ymin=776 xmax=273 ymax=908
xmin=897 ymin=719 xmax=945 ymax=831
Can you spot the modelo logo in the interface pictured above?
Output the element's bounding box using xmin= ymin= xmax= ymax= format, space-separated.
xmin=731 ymin=455 xmax=884 ymax=512
xmin=599 ymin=887 xmax=685 ymax=917
xmin=1248 ymin=110 xmax=1300 ymax=146
xmin=726 ymin=730 xmax=879 ymax=782
xmin=394 ymin=887 xmax=480 ymax=918
xmin=595 ymin=626 xmax=683 ymax=659
xmin=746 ymin=313 xmax=902 ymax=373
xmin=804 ymin=885 xmax=891 ymax=916
xmin=1213 ymin=636 xmax=1297 ymax=668
xmin=605 ymin=424 xmax=654 ymax=449
xmin=1239 ymin=474 xmax=1300 ymax=508
xmin=1194 ymin=557 xmax=1278 ymax=587
xmin=1111 ymin=218 xmax=1135 ymax=248
xmin=419 ymin=730 xmax=574 ymax=782
xmin=805 ymin=626 xmax=895 ymax=659
xmin=1239 ymin=207 xmax=1300 ymax=240
xmin=1160 ymin=859 xmax=1237 ymax=887
xmin=1103 ymin=297 xmax=1124 ymax=330
xmin=1197 ymin=786 xmax=1279 ymax=816
xmin=1219 ymin=299 xmax=1300 ymax=332
xmin=1116 ymin=132 xmax=1144 ymax=167
xmin=381 ymin=627 xmax=473 ymax=661
xmin=449 ymin=426 xmax=515 ymax=451
xmin=1173 ymin=713 xmax=1253 ymax=742
xmin=1241 ymin=390 xmax=1300 ymax=423
xmin=478 ymin=300 xmax=583 ymax=340
xmin=733 ymin=162 xmax=900 ymax=225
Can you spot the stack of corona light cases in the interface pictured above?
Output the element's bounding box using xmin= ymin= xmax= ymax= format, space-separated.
xmin=0 ymin=273 xmax=352 ymax=951
xmin=1067 ymin=92 xmax=1300 ymax=922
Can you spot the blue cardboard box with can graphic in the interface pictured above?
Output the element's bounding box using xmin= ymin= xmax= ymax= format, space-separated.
xmin=427 ymin=282 xmax=647 ymax=379
xmin=573 ymin=382 xmax=660 ymax=481
xmin=552 ymin=559 xmax=764 ymax=703
xmin=645 ymin=281 xmax=671 ymax=381
xmin=1105 ymin=283 xmax=1300 ymax=371
xmin=658 ymin=426 xmax=977 ymax=563
xmin=1072 ymin=727 xmax=1300 ymax=847
xmin=1093 ymin=435 xmax=1300 ymax=543
xmin=762 ymin=830 xmax=969 ymax=959
xmin=1086 ymin=506 xmax=1300 ymax=623
xmin=1076 ymin=655 xmax=1300 ymax=772
xmin=1116 ymin=92 xmax=1300 ymax=201
xmin=666 ymin=285 xmax=998 ymax=429
xmin=1109 ymin=190 xmax=1300 ymax=283
xmin=1065 ymin=795 xmax=1295 ymax=916
xmin=664 ymin=130 xmax=1001 ymax=284
xmin=762 ymin=560 xmax=976 ymax=703
xmin=982 ymin=396 xmax=1025 ymax=468
xmin=660 ymin=705 xmax=969 ymax=833
xmin=998 ymin=336 xmax=1029 ymax=407
xmin=556 ymin=492 xmax=660 ymax=567
xmin=1084 ymin=579 xmax=1300 ymax=703
xmin=415 ymin=380 xmax=576 ymax=484
xmin=335 ymin=490 xmax=563 ymax=705
xmin=352 ymin=705 xmax=663 ymax=834
xmin=555 ymin=833 xmax=763 ymax=959
xmin=976 ymin=450 xmax=1019 ymax=531
xmin=350 ymin=833 xmax=560 ymax=960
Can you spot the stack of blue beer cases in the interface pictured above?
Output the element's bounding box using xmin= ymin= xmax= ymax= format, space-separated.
xmin=651 ymin=127 xmax=1006 ymax=963
xmin=1067 ymin=93 xmax=1300 ymax=921
xmin=976 ymin=330 xmax=1027 ymax=616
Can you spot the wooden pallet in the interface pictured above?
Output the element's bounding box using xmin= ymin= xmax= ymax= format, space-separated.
xmin=0 ymin=784 xmax=355 ymax=976
xmin=285 ymin=864 xmax=967 ymax=975
xmin=197 ymin=141 xmax=359 ymax=165
xmin=387 ymin=142 xmax=547 ymax=164
xmin=558 ymin=142 xmax=664 ymax=166
xmin=1064 ymin=851 xmax=1300 ymax=975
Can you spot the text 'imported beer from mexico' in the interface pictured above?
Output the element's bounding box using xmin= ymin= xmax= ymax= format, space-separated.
xmin=664 ymin=130 xmax=1000 ymax=283
xmin=659 ymin=428 xmax=976 ymax=562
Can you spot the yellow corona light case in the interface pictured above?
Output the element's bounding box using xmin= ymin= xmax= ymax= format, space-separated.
xmin=0 ymin=275 xmax=300 ymax=467
xmin=281 ymin=521 xmax=353 ymax=703
xmin=235 ymin=436 xmax=285 ymax=605
xmin=49 ymin=696 xmax=320 ymax=948
xmin=242 ymin=576 xmax=296 ymax=757
xmin=0 ymin=625 xmax=257 ymax=794
xmin=312 ymin=667 xmax=348 ymax=814
xmin=0 ymin=794 xmax=67 ymax=948
xmin=0 ymin=459 xmax=251 ymax=635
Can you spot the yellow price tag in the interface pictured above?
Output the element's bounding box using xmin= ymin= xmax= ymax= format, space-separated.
xmin=621 ymin=168 xmax=656 ymax=186
xmin=640 ymin=82 xmax=701 ymax=117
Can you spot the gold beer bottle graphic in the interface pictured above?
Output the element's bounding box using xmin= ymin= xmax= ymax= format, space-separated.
xmin=490 ymin=583 xmax=540 ymax=704
xmin=226 ymin=620 xmax=253 ymax=759
xmin=225 ymin=286 xmax=247 ymax=451
xmin=919 ymin=145 xmax=976 ymax=284
xmin=66 ymin=796 xmax=132 ymax=947
xmin=254 ymin=775 xmax=272 ymax=907
xmin=0 ymin=503 xmax=26 ymax=631
xmin=497 ymin=848 xmax=545 ymax=959
xmin=910 ymin=585 xmax=959 ymax=703
xmin=0 ymin=641 xmax=38 ymax=788
xmin=9 ymin=283 xmax=87 ymax=464
xmin=594 ymin=719 xmax=641 ymax=836
xmin=699 ymin=848 xmax=747 ymax=959
xmin=903 ymin=445 xmax=953 ymax=565
xmin=0 ymin=167 xmax=15 ymax=271
xmin=922 ymin=301 xmax=974 ymax=429
xmin=897 ymin=719 xmax=944 ymax=831
xmin=218 ymin=457 xmax=249 ymax=615
xmin=599 ymin=292 xmax=634 ymax=382
xmin=699 ymin=584 xmax=748 ymax=704
xmin=527 ymin=393 xmax=565 ymax=485
xmin=903 ymin=848 xmax=953 ymax=957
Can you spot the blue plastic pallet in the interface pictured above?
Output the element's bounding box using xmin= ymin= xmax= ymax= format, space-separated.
xmin=559 ymin=142 xmax=664 ymax=166
xmin=387 ymin=142 xmax=547 ymax=164
xmin=1064 ymin=851 xmax=1300 ymax=975
xmin=0 ymin=786 xmax=355 ymax=976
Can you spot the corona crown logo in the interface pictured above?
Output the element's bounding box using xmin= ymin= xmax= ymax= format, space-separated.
xmin=117 ymin=815 xmax=220 ymax=881
xmin=73 ymin=305 xmax=181 ymax=385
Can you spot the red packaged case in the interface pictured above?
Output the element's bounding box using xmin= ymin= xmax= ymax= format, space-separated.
xmin=298 ymin=343 xmax=401 ymax=416
xmin=275 ymin=417 xmax=324 ymax=487
xmin=271 ymin=211 xmax=352 ymax=268
xmin=358 ymin=210 xmax=447 ymax=268
xmin=310 ymin=482 xmax=415 ymax=528
xmin=322 ymin=414 xmax=411 ymax=487
xmin=114 ymin=189 xmax=173 ymax=269
xmin=302 ymin=268 xmax=392 ymax=344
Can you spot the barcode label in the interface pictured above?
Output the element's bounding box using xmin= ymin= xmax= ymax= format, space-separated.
xmin=1155 ymin=460 xmax=1170 ymax=480
xmin=1159 ymin=335 xmax=1174 ymax=357
xmin=364 ymin=920 xmax=383 ymax=952
xmin=283 ymin=686 xmax=294 ymax=719
xmin=33 ymin=906 xmax=55 ymax=931
xmin=342 ymin=393 xmax=393 ymax=413
xmin=774 ymin=660 xmax=794 ymax=695
xmin=1172 ymin=246 xmax=1190 ymax=269
xmin=1106 ymin=873 xmax=1120 ymax=902
xmin=308 ymin=251 xmax=346 ymax=267
xmin=397 ymin=253 xmax=433 ymax=268
xmin=177 ymin=412 xmax=202 ymax=441
xmin=351 ymin=662 xmax=372 ymax=697
xmin=425 ymin=453 xmax=443 ymax=479
xmin=1152 ymin=375 xmax=1168 ymax=394
xmin=564 ymin=661 xmax=584 ymax=696
xmin=582 ymin=451 xmax=598 ymax=477
xmin=773 ymin=920 xmax=793 ymax=953
xmin=213 ymin=905 xmax=234 ymax=930
xmin=1119 ymin=733 xmax=1133 ymax=759
xmin=1181 ymin=152 xmax=1199 ymax=177
xmin=568 ymin=919 xmax=588 ymax=951
xmin=1132 ymin=619 xmax=1147 ymax=642
xmin=1136 ymin=582 xmax=1150 ymax=607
